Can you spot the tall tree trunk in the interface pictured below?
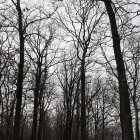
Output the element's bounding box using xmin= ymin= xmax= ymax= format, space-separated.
xmin=31 ymin=90 xmax=39 ymax=140
xmin=132 ymin=82 xmax=140 ymax=140
xmin=6 ymin=99 xmax=15 ymax=140
xmin=0 ymin=101 xmax=4 ymax=140
xmin=94 ymin=96 xmax=99 ymax=140
xmin=13 ymin=0 xmax=25 ymax=139
xmin=74 ymin=82 xmax=80 ymax=140
xmin=133 ymin=97 xmax=140 ymax=140
xmin=135 ymin=107 xmax=140 ymax=140
xmin=0 ymin=55 xmax=2 ymax=106
xmin=81 ymin=57 xmax=86 ymax=140
xmin=38 ymin=106 xmax=44 ymax=140
xmin=64 ymin=96 xmax=71 ymax=140
xmin=103 ymin=0 xmax=134 ymax=140
xmin=102 ymin=91 xmax=105 ymax=140
xmin=64 ymin=97 xmax=69 ymax=140
xmin=31 ymin=64 xmax=41 ymax=140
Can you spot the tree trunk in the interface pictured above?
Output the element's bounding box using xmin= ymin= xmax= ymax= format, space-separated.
xmin=0 ymin=101 xmax=4 ymax=140
xmin=38 ymin=107 xmax=44 ymax=140
xmin=102 ymin=91 xmax=105 ymax=140
xmin=81 ymin=57 xmax=86 ymax=140
xmin=31 ymin=64 xmax=41 ymax=140
xmin=133 ymin=98 xmax=140 ymax=140
xmin=64 ymin=95 xmax=72 ymax=140
xmin=74 ymin=83 xmax=80 ymax=140
xmin=94 ymin=96 xmax=99 ymax=140
xmin=103 ymin=0 xmax=134 ymax=140
xmin=135 ymin=108 xmax=140 ymax=140
xmin=13 ymin=0 xmax=25 ymax=139
xmin=0 ymin=55 xmax=2 ymax=106
xmin=6 ymin=99 xmax=15 ymax=140
xmin=132 ymin=82 xmax=140 ymax=140
xmin=31 ymin=91 xmax=39 ymax=140
xmin=31 ymin=72 xmax=40 ymax=140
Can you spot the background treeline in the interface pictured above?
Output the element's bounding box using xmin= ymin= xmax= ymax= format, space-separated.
xmin=0 ymin=0 xmax=140 ymax=140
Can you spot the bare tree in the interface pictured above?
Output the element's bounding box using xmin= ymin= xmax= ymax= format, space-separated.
xmin=90 ymin=0 xmax=134 ymax=139
xmin=56 ymin=1 xmax=105 ymax=139
xmin=124 ymin=35 xmax=140 ymax=140
xmin=56 ymin=50 xmax=81 ymax=140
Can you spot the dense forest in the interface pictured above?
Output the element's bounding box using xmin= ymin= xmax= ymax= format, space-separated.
xmin=0 ymin=0 xmax=140 ymax=140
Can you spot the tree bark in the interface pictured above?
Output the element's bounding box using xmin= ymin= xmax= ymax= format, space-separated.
xmin=13 ymin=0 xmax=25 ymax=139
xmin=103 ymin=0 xmax=134 ymax=140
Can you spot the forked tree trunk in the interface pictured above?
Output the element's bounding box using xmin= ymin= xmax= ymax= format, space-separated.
xmin=103 ymin=0 xmax=134 ymax=140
